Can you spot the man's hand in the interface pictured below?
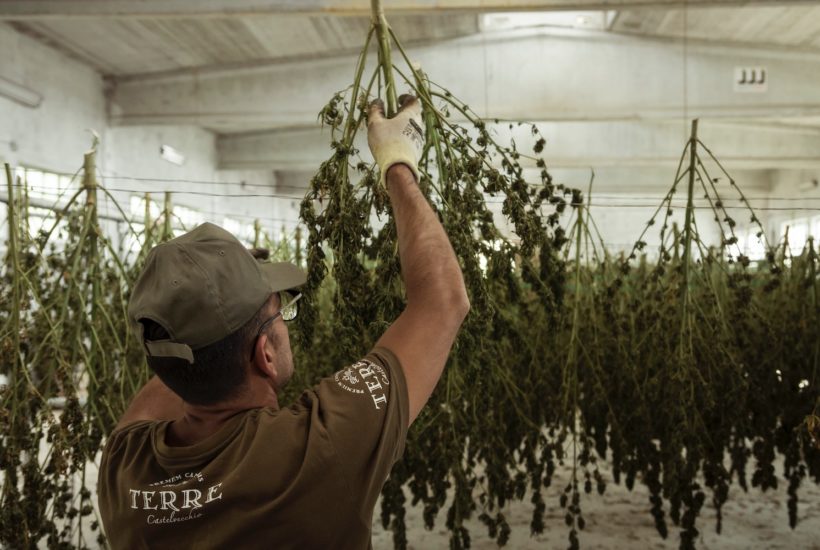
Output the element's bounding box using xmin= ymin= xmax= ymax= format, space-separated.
xmin=367 ymin=95 xmax=425 ymax=186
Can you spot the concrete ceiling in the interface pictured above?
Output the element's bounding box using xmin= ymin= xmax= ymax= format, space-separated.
xmin=106 ymin=27 xmax=820 ymax=129
xmin=613 ymin=5 xmax=820 ymax=51
xmin=5 ymin=2 xmax=820 ymax=78
xmin=9 ymin=14 xmax=479 ymax=76
xmin=0 ymin=1 xmax=812 ymax=18
xmin=2 ymin=0 xmax=818 ymax=182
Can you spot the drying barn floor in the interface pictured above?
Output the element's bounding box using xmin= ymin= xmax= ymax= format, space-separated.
xmin=63 ymin=442 xmax=820 ymax=549
xmin=372 ymin=456 xmax=820 ymax=550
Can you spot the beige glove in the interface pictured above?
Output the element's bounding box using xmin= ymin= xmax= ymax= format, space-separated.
xmin=367 ymin=94 xmax=425 ymax=185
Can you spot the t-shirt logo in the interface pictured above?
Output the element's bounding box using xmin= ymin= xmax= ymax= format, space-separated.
xmin=334 ymin=359 xmax=390 ymax=410
xmin=128 ymin=470 xmax=223 ymax=526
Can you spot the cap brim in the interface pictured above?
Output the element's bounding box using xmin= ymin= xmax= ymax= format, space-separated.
xmin=260 ymin=262 xmax=306 ymax=292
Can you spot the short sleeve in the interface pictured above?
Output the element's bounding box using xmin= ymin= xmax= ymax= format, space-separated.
xmin=313 ymin=346 xmax=409 ymax=517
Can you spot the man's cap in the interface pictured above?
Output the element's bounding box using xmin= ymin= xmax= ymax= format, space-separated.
xmin=128 ymin=222 xmax=306 ymax=364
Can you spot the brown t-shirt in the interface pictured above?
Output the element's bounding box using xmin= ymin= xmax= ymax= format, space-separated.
xmin=97 ymin=347 xmax=409 ymax=550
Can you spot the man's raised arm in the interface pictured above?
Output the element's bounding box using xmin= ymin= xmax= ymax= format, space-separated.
xmin=368 ymin=96 xmax=470 ymax=425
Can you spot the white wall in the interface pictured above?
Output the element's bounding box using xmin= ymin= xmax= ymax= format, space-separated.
xmin=0 ymin=22 xmax=289 ymax=250
xmin=0 ymin=23 xmax=106 ymax=173
xmin=2 ymin=21 xmax=814 ymax=259
xmin=552 ymin=167 xmax=759 ymax=255
xmin=100 ymin=126 xmax=293 ymax=239
xmin=765 ymin=169 xmax=820 ymax=254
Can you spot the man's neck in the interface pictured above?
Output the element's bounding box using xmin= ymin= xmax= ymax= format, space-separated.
xmin=166 ymin=389 xmax=279 ymax=447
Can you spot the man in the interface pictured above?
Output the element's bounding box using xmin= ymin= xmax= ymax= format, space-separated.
xmin=97 ymin=95 xmax=470 ymax=549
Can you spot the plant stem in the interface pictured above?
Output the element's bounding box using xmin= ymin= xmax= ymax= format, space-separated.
xmin=88 ymin=149 xmax=113 ymax=429
xmin=253 ymin=219 xmax=261 ymax=248
xmin=144 ymin=192 xmax=153 ymax=253
xmin=4 ymin=163 xmax=22 ymax=383
xmin=371 ymin=0 xmax=398 ymax=115
xmin=295 ymin=227 xmax=303 ymax=268
xmin=809 ymin=238 xmax=819 ymax=385
xmin=163 ymin=191 xmax=173 ymax=241
xmin=679 ymin=119 xmax=699 ymax=359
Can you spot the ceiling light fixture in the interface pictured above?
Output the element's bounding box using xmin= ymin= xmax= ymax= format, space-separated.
xmin=798 ymin=179 xmax=818 ymax=192
xmin=0 ymin=75 xmax=43 ymax=108
xmin=481 ymin=11 xmax=604 ymax=32
xmin=160 ymin=145 xmax=185 ymax=166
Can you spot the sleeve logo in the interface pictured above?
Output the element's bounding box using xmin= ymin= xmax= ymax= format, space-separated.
xmin=334 ymin=359 xmax=390 ymax=410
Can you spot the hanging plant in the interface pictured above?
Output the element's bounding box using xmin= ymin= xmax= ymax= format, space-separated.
xmin=588 ymin=121 xmax=820 ymax=549
xmin=293 ymin=1 xmax=573 ymax=548
xmin=0 ymin=148 xmax=149 ymax=549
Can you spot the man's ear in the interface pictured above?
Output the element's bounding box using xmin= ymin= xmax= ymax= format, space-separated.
xmin=252 ymin=333 xmax=277 ymax=382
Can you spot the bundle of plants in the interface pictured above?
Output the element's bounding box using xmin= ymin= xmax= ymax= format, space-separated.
xmin=581 ymin=121 xmax=820 ymax=549
xmin=542 ymin=186 xmax=612 ymax=550
xmin=729 ymin=235 xmax=820 ymax=529
xmin=0 ymin=151 xmax=149 ymax=549
xmin=291 ymin=1 xmax=574 ymax=548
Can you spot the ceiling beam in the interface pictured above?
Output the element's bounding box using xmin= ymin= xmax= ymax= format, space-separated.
xmin=108 ymin=29 xmax=820 ymax=133
xmin=217 ymin=120 xmax=820 ymax=172
xmin=0 ymin=0 xmax=815 ymax=19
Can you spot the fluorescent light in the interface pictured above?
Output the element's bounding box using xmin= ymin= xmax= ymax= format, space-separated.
xmin=160 ymin=144 xmax=185 ymax=166
xmin=798 ymin=179 xmax=818 ymax=192
xmin=0 ymin=75 xmax=42 ymax=108
xmin=481 ymin=11 xmax=605 ymax=32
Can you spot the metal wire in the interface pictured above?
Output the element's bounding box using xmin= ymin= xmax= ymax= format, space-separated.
xmin=11 ymin=183 xmax=820 ymax=212
xmin=14 ymin=171 xmax=820 ymax=203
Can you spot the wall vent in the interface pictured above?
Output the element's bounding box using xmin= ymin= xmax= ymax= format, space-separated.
xmin=734 ymin=67 xmax=768 ymax=93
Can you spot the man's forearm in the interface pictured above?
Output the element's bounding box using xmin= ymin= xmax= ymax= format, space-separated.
xmin=369 ymin=98 xmax=469 ymax=424
xmin=386 ymin=165 xmax=468 ymax=311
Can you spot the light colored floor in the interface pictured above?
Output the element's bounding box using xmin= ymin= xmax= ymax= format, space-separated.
xmin=372 ymin=457 xmax=820 ymax=550
xmin=46 ymin=442 xmax=820 ymax=549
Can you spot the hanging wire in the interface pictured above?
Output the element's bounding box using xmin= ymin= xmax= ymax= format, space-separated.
xmin=99 ymin=188 xmax=303 ymax=200
xmin=7 ymin=183 xmax=303 ymax=200
xmin=12 ymin=169 xmax=312 ymax=193
xmin=11 ymin=180 xmax=820 ymax=204
xmin=99 ymin=174 xmax=311 ymax=193
xmin=9 ymin=183 xmax=820 ymax=212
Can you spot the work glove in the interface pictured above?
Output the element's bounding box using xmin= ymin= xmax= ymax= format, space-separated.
xmin=367 ymin=94 xmax=425 ymax=186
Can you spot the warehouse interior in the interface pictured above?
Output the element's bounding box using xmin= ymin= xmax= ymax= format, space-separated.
xmin=1 ymin=1 xmax=820 ymax=549
xmin=2 ymin=1 xmax=819 ymax=253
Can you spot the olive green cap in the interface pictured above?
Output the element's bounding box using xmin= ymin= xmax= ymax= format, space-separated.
xmin=128 ymin=222 xmax=305 ymax=364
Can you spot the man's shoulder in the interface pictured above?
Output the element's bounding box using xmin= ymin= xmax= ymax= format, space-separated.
xmin=106 ymin=419 xmax=157 ymax=442
xmin=110 ymin=419 xmax=156 ymax=436
xmin=101 ymin=419 xmax=158 ymax=459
